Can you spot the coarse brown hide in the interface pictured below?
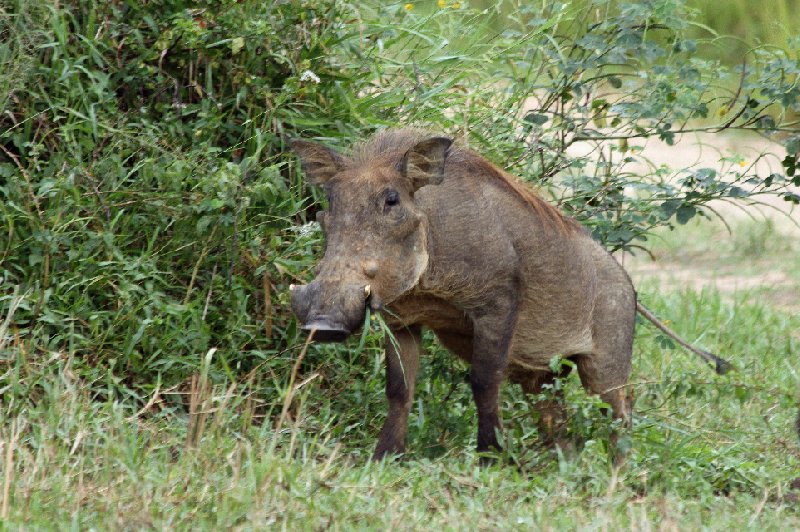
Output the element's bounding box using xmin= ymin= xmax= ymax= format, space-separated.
xmin=290 ymin=129 xmax=636 ymax=460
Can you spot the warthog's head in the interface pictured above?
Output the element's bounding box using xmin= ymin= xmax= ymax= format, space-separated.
xmin=289 ymin=133 xmax=452 ymax=342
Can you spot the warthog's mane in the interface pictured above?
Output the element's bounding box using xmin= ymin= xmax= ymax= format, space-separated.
xmin=348 ymin=128 xmax=580 ymax=233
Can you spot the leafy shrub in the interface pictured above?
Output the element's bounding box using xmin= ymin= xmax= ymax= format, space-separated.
xmin=0 ymin=0 xmax=379 ymax=394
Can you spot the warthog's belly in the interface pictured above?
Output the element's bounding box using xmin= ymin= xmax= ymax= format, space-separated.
xmin=506 ymin=299 xmax=595 ymax=373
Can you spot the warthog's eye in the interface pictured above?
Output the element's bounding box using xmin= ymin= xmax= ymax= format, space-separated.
xmin=384 ymin=189 xmax=400 ymax=209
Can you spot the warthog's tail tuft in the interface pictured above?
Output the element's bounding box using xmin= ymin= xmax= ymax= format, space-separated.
xmin=636 ymin=301 xmax=735 ymax=375
xmin=698 ymin=347 xmax=735 ymax=375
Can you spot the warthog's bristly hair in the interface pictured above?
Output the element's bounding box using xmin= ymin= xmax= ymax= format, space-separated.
xmin=347 ymin=128 xmax=579 ymax=233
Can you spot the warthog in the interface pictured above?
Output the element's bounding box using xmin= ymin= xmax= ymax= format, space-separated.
xmin=289 ymin=129 xmax=722 ymax=460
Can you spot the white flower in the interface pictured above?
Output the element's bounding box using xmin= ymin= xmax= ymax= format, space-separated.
xmin=299 ymin=70 xmax=321 ymax=84
xmin=295 ymin=221 xmax=320 ymax=237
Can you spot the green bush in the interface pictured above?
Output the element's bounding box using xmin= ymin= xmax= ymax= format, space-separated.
xmin=0 ymin=0 xmax=378 ymax=393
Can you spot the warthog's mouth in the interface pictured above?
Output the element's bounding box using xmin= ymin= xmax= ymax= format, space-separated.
xmin=301 ymin=319 xmax=352 ymax=343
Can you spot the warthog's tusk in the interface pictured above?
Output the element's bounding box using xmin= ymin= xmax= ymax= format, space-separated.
xmin=364 ymin=284 xmax=371 ymax=298
xmin=289 ymin=284 xmax=296 ymax=291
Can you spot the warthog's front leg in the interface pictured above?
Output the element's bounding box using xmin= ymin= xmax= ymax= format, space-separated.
xmin=470 ymin=294 xmax=519 ymax=458
xmin=373 ymin=324 xmax=422 ymax=460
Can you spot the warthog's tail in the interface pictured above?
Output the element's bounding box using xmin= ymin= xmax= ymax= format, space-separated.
xmin=636 ymin=302 xmax=734 ymax=375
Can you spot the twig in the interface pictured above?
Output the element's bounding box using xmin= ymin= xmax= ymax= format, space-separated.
xmin=572 ymin=125 xmax=800 ymax=142
xmin=275 ymin=329 xmax=316 ymax=435
xmin=700 ymin=203 xmax=733 ymax=236
xmin=126 ymin=386 xmax=162 ymax=422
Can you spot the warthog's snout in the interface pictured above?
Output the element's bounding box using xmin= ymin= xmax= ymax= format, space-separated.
xmin=290 ymin=281 xmax=372 ymax=343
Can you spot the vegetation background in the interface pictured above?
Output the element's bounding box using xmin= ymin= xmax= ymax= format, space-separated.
xmin=0 ymin=0 xmax=798 ymax=527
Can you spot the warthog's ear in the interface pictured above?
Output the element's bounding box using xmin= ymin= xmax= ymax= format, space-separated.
xmin=399 ymin=137 xmax=452 ymax=191
xmin=290 ymin=139 xmax=345 ymax=185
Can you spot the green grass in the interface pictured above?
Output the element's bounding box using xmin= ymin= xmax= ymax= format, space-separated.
xmin=3 ymin=283 xmax=799 ymax=528
xmin=644 ymin=214 xmax=798 ymax=265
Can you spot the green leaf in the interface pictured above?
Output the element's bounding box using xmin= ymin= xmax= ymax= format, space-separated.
xmin=783 ymin=155 xmax=797 ymax=177
xmin=524 ymin=112 xmax=548 ymax=125
xmin=230 ymin=37 xmax=245 ymax=55
xmin=675 ymin=204 xmax=696 ymax=225
xmin=783 ymin=192 xmax=800 ymax=204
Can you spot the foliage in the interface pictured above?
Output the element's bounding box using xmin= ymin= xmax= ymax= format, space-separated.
xmin=1 ymin=0 xmax=378 ymax=392
xmin=2 ymin=0 xmax=798 ymax=388
xmin=1 ymin=0 xmax=799 ymax=525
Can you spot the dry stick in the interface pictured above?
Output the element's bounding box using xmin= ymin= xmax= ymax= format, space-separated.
xmin=636 ymin=301 xmax=734 ymax=375
xmin=275 ymin=329 xmax=316 ymax=437
xmin=1 ymin=419 xmax=18 ymax=520
xmin=182 ymin=225 xmax=218 ymax=305
xmin=126 ymin=386 xmax=162 ymax=422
